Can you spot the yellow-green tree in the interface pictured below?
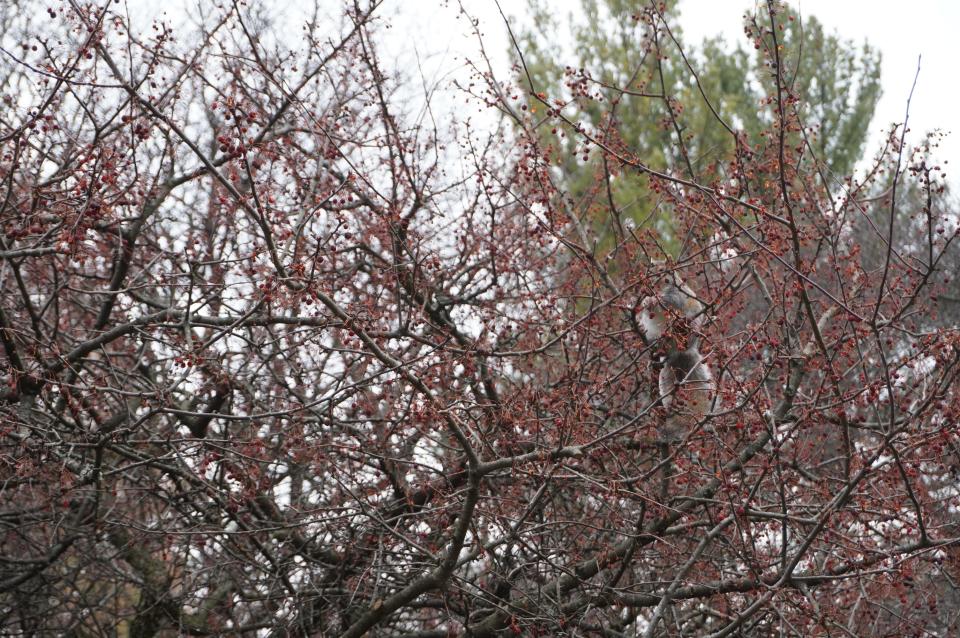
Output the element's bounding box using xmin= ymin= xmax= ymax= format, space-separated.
xmin=514 ymin=0 xmax=881 ymax=251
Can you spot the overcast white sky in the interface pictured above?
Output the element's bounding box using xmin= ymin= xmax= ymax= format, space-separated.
xmin=128 ymin=0 xmax=959 ymax=182
xmin=379 ymin=0 xmax=959 ymax=182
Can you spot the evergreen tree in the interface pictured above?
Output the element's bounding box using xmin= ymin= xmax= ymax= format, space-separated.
xmin=513 ymin=0 xmax=882 ymax=251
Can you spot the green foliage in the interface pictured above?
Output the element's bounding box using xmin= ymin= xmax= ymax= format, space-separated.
xmin=514 ymin=0 xmax=881 ymax=251
xmin=766 ymin=12 xmax=883 ymax=180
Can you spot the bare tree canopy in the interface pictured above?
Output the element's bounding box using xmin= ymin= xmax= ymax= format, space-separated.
xmin=1 ymin=1 xmax=959 ymax=636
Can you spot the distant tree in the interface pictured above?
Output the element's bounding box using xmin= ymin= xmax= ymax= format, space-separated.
xmin=514 ymin=0 xmax=881 ymax=251
xmin=1 ymin=1 xmax=958 ymax=637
